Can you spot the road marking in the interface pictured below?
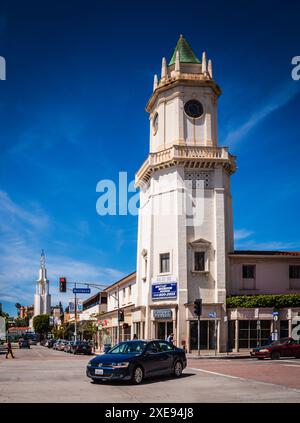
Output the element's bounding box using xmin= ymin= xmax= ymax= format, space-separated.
xmin=282 ymin=364 xmax=300 ymax=368
xmin=188 ymin=367 xmax=239 ymax=379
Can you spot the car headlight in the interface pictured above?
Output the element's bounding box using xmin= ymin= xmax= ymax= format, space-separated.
xmin=112 ymin=362 xmax=130 ymax=368
xmin=258 ymin=349 xmax=270 ymax=353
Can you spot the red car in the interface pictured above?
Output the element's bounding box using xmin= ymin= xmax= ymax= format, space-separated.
xmin=250 ymin=337 xmax=300 ymax=360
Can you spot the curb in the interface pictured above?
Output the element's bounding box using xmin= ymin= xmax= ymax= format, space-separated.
xmin=187 ymin=355 xmax=251 ymax=360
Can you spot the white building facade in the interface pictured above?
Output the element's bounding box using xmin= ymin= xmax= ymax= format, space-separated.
xmin=134 ymin=36 xmax=236 ymax=352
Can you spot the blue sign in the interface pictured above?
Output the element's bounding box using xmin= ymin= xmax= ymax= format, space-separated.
xmin=152 ymin=283 xmax=177 ymax=299
xmin=208 ymin=312 xmax=216 ymax=318
xmin=73 ymin=288 xmax=91 ymax=294
xmin=272 ymin=311 xmax=279 ymax=316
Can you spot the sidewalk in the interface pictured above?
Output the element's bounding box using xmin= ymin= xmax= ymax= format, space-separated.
xmin=187 ymin=351 xmax=251 ymax=359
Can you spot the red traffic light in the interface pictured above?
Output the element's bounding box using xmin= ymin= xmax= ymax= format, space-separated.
xmin=59 ymin=277 xmax=67 ymax=292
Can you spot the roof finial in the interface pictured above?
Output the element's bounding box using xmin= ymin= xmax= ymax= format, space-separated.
xmin=40 ymin=249 xmax=45 ymax=268
xmin=208 ymin=59 xmax=213 ymax=79
xmin=202 ymin=51 xmax=207 ymax=75
xmin=153 ymin=74 xmax=158 ymax=91
xmin=175 ymin=50 xmax=180 ymax=74
xmin=161 ymin=57 xmax=167 ymax=81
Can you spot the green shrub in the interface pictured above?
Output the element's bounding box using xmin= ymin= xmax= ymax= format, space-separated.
xmin=226 ymin=294 xmax=300 ymax=309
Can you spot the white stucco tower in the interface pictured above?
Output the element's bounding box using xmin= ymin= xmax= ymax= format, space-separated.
xmin=34 ymin=250 xmax=51 ymax=316
xmin=135 ymin=36 xmax=236 ymax=352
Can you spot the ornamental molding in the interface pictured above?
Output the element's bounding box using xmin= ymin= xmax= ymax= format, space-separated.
xmin=135 ymin=145 xmax=236 ymax=187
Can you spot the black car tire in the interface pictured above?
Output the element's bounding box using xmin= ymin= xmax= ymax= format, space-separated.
xmin=131 ymin=366 xmax=144 ymax=385
xmin=271 ymin=351 xmax=280 ymax=360
xmin=173 ymin=360 xmax=183 ymax=377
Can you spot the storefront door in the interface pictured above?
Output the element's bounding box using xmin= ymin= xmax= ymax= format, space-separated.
xmin=156 ymin=321 xmax=173 ymax=340
xmin=189 ymin=320 xmax=216 ymax=350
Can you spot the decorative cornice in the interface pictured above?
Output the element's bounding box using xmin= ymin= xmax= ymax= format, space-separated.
xmin=135 ymin=145 xmax=236 ymax=187
xmin=146 ymin=74 xmax=221 ymax=112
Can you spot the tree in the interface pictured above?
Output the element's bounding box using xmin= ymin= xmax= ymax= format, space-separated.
xmin=33 ymin=314 xmax=51 ymax=339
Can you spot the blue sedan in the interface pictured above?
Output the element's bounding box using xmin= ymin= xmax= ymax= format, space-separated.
xmin=86 ymin=340 xmax=187 ymax=384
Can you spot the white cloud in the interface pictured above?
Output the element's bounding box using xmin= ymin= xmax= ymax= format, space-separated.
xmin=234 ymin=229 xmax=253 ymax=241
xmin=224 ymin=82 xmax=300 ymax=146
xmin=0 ymin=190 xmax=125 ymax=311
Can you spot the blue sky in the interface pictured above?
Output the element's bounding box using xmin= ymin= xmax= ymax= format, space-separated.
xmin=0 ymin=0 xmax=300 ymax=316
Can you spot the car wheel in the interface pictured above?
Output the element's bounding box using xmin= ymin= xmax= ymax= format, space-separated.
xmin=131 ymin=366 xmax=144 ymax=385
xmin=271 ymin=351 xmax=280 ymax=360
xmin=173 ymin=360 xmax=183 ymax=377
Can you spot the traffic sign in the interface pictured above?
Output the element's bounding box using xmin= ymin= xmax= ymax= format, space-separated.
xmin=73 ymin=288 xmax=91 ymax=294
xmin=208 ymin=312 xmax=216 ymax=318
xmin=272 ymin=311 xmax=279 ymax=316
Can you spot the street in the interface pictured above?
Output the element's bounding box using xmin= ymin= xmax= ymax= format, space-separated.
xmin=0 ymin=346 xmax=300 ymax=402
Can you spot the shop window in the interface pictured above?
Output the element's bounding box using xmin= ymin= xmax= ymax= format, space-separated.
xmin=242 ymin=265 xmax=256 ymax=279
xmin=238 ymin=320 xmax=271 ymax=349
xmin=160 ymin=253 xmax=170 ymax=273
xmin=280 ymin=320 xmax=289 ymax=338
xmin=289 ymin=265 xmax=300 ymax=279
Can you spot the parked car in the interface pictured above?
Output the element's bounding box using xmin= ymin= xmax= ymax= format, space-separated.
xmin=86 ymin=339 xmax=187 ymax=384
xmin=47 ymin=339 xmax=56 ymax=348
xmin=19 ymin=339 xmax=30 ymax=349
xmin=64 ymin=341 xmax=74 ymax=353
xmin=29 ymin=338 xmax=37 ymax=345
xmin=251 ymin=337 xmax=300 ymax=360
xmin=53 ymin=340 xmax=62 ymax=350
xmin=70 ymin=341 xmax=92 ymax=355
xmin=58 ymin=340 xmax=68 ymax=351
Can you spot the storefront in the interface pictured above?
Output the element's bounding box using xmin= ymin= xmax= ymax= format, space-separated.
xmin=227 ymin=307 xmax=300 ymax=352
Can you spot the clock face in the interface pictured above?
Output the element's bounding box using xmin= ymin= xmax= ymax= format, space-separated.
xmin=153 ymin=113 xmax=159 ymax=134
xmin=184 ymin=100 xmax=204 ymax=119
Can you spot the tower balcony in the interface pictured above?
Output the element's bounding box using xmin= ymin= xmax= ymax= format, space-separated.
xmin=135 ymin=145 xmax=236 ymax=187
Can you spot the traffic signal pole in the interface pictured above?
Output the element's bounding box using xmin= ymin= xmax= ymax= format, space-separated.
xmin=198 ymin=315 xmax=200 ymax=356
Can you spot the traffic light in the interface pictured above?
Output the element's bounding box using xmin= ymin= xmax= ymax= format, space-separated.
xmin=59 ymin=277 xmax=67 ymax=293
xmin=118 ymin=309 xmax=124 ymax=322
xmin=193 ymin=299 xmax=202 ymax=317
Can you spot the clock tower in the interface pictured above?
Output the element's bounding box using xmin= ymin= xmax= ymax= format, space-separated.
xmin=134 ymin=36 xmax=236 ymax=352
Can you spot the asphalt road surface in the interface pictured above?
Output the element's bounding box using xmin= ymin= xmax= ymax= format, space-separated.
xmin=0 ymin=345 xmax=300 ymax=403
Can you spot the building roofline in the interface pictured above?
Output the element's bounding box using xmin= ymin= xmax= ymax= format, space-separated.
xmin=103 ymin=271 xmax=136 ymax=292
xmin=229 ymin=250 xmax=300 ymax=257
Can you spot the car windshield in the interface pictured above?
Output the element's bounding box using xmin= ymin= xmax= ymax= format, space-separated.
xmin=108 ymin=341 xmax=147 ymax=354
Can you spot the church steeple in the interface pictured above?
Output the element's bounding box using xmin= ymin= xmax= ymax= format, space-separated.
xmin=168 ymin=35 xmax=200 ymax=66
xmin=34 ymin=250 xmax=51 ymax=316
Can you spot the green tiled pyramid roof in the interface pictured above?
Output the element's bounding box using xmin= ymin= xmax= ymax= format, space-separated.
xmin=168 ymin=35 xmax=200 ymax=66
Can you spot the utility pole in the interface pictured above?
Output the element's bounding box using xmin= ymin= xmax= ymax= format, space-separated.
xmin=197 ymin=315 xmax=200 ymax=356
xmin=117 ymin=286 xmax=120 ymax=344
xmin=74 ymin=283 xmax=77 ymax=342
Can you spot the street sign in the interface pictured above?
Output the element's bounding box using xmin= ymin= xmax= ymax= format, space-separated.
xmin=272 ymin=311 xmax=279 ymax=316
xmin=208 ymin=312 xmax=216 ymax=318
xmin=73 ymin=288 xmax=91 ymax=294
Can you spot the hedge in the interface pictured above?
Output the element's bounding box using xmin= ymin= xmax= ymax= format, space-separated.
xmin=226 ymin=294 xmax=300 ymax=309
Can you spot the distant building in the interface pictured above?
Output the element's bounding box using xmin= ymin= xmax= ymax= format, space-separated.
xmin=19 ymin=305 xmax=34 ymax=320
xmin=34 ymin=250 xmax=51 ymax=316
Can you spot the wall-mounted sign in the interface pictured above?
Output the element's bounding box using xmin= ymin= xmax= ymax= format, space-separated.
xmin=208 ymin=312 xmax=216 ymax=318
xmin=152 ymin=283 xmax=177 ymax=299
xmin=153 ymin=309 xmax=172 ymax=319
